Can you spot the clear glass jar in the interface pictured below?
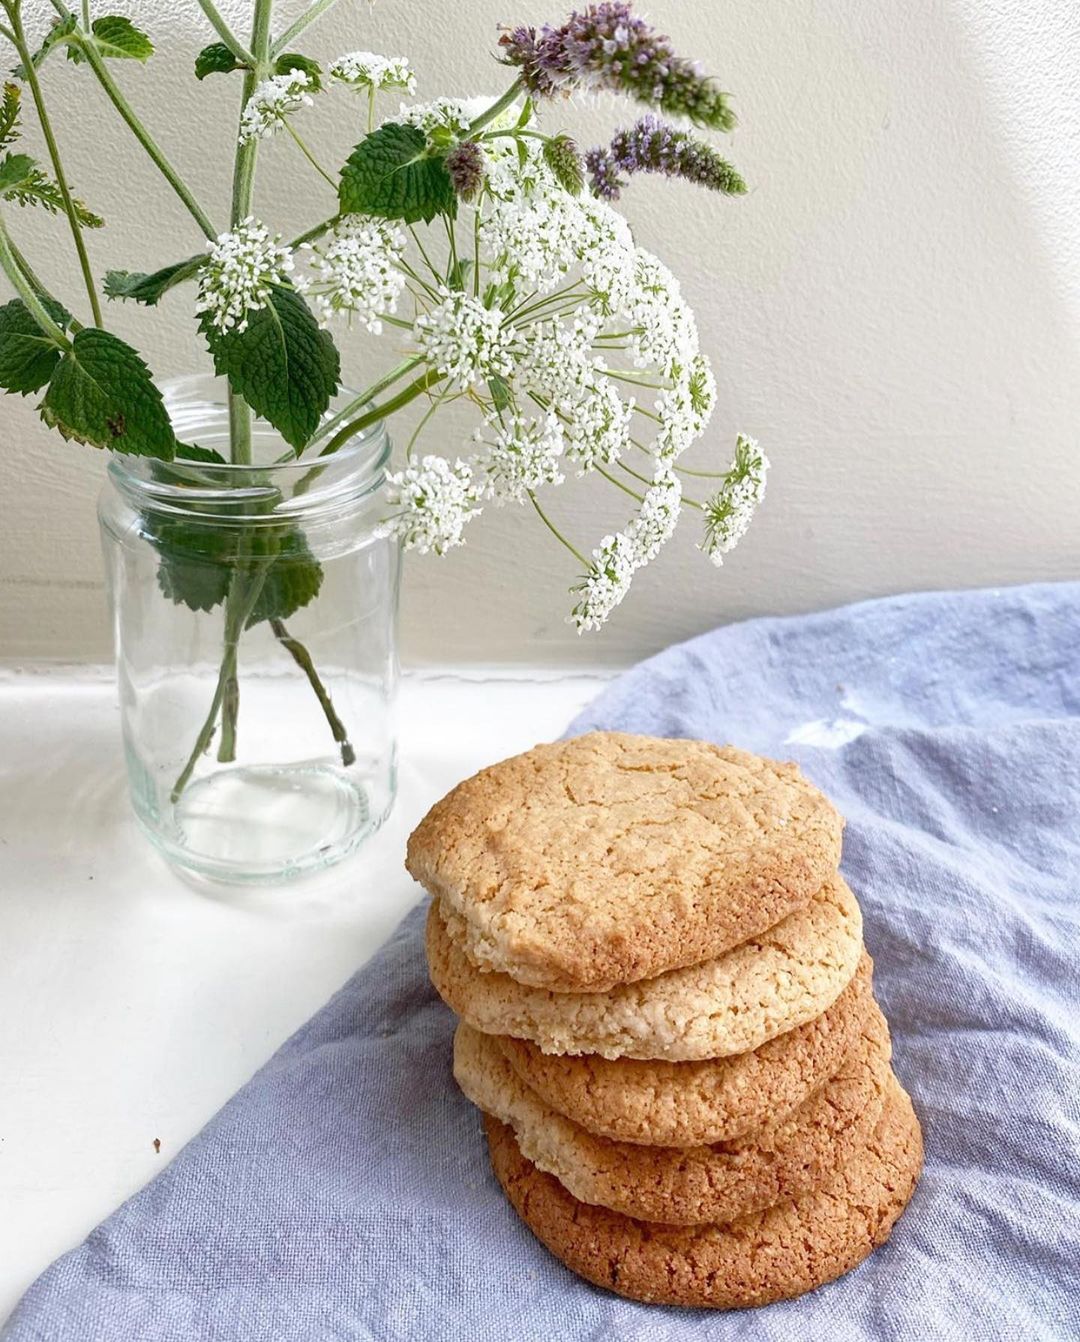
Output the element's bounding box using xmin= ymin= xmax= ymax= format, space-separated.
xmin=98 ymin=375 xmax=399 ymax=885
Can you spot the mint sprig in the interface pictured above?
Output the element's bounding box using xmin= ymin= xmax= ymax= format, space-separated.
xmin=339 ymin=122 xmax=456 ymax=224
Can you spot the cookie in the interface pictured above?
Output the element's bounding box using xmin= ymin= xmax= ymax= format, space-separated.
xmin=426 ymin=875 xmax=863 ymax=1061
xmin=496 ymin=953 xmax=874 ymax=1145
xmin=485 ymin=1078 xmax=923 ymax=1308
xmin=456 ymin=1002 xmax=891 ymax=1225
xmin=407 ymin=732 xmax=844 ymax=992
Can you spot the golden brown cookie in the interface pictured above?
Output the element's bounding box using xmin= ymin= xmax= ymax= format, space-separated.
xmin=426 ymin=875 xmax=863 ymax=1061
xmin=486 ymin=1078 xmax=923 ymax=1308
xmin=456 ymin=1002 xmax=891 ymax=1225
xmin=407 ymin=732 xmax=844 ymax=992
xmin=495 ymin=953 xmax=874 ymax=1145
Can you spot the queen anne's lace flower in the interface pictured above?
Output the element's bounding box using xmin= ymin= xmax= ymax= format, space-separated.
xmin=476 ymin=410 xmax=565 ymax=504
xmin=700 ymin=435 xmax=770 ymax=565
xmin=570 ymin=531 xmax=636 ymax=632
xmin=238 ymin=71 xmax=315 ymax=144
xmin=329 ymin=51 xmax=415 ymax=94
xmin=380 ymin=456 xmax=482 ymax=555
xmin=654 ymin=352 xmax=716 ymax=459
xmin=625 ymin=249 xmax=699 ymax=378
xmin=625 ymin=468 xmax=682 ymax=564
xmin=303 ymin=218 xmax=406 ymax=332
xmin=194 ymin=217 xmax=294 ymax=334
xmin=414 ymin=292 xmax=516 ymax=389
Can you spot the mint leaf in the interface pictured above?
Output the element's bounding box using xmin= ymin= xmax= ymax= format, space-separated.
xmin=194 ymin=42 xmax=243 ymax=80
xmin=104 ymin=256 xmax=202 ymax=304
xmin=174 ymin=441 xmax=226 ymax=464
xmin=152 ymin=517 xmax=232 ymax=613
xmin=0 ymin=83 xmax=20 ymax=147
xmin=13 ymin=16 xmax=75 ymax=77
xmin=200 ymin=285 xmax=340 ymax=453
xmin=0 ymin=297 xmax=68 ymax=394
xmin=0 ymin=151 xmax=103 ymax=226
xmin=245 ymin=527 xmax=323 ymax=627
xmin=68 ymin=16 xmax=154 ymax=64
xmin=339 ymin=122 xmax=456 ymax=224
xmin=274 ymin=52 xmax=321 ymax=90
xmin=40 ymin=329 xmax=175 ymax=458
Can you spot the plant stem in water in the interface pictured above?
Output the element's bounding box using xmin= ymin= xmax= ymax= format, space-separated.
xmin=270 ymin=619 xmax=355 ymax=766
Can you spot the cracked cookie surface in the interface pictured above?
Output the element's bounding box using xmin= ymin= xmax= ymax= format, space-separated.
xmin=485 ymin=1078 xmax=923 ymax=1308
xmin=407 ymin=732 xmax=844 ymax=992
xmin=495 ymin=953 xmax=874 ymax=1145
xmin=456 ymin=1002 xmax=891 ymax=1225
xmin=426 ymin=875 xmax=863 ymax=1061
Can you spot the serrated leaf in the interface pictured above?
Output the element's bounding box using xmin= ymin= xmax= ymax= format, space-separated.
xmin=152 ymin=517 xmax=232 ymax=613
xmin=274 ymin=52 xmax=321 ymax=91
xmin=174 ymin=441 xmax=225 ymax=464
xmin=0 ymin=150 xmax=103 ymax=226
xmin=104 ymin=255 xmax=202 ymax=305
xmin=68 ymin=16 xmax=153 ymax=64
xmin=194 ymin=42 xmax=243 ymax=80
xmin=0 ymin=83 xmax=20 ymax=147
xmin=245 ymin=527 xmax=323 ymax=627
xmin=339 ymin=122 xmax=456 ymax=225
xmin=200 ymin=285 xmax=340 ymax=453
xmin=0 ymin=296 xmax=68 ymax=394
xmin=13 ymin=15 xmax=76 ymax=77
xmin=40 ymin=328 xmax=175 ymax=458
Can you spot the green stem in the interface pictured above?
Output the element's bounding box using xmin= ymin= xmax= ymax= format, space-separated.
xmin=306 ymin=355 xmax=423 ymax=452
xmin=71 ymin=31 xmax=217 ymax=239
xmin=290 ymin=214 xmax=338 ymax=249
xmin=466 ymin=80 xmax=525 ymax=137
xmin=194 ymin=0 xmax=255 ymax=67
xmin=320 ymin=369 xmax=444 ymax=456
xmin=9 ymin=236 xmax=81 ymax=328
xmin=283 ymin=118 xmax=336 ymax=188
xmin=528 ymin=491 xmax=588 ymax=567
xmin=81 ymin=0 xmax=89 ymax=26
xmin=9 ymin=6 xmax=102 ymax=325
xmin=270 ymin=619 xmax=355 ymax=766
xmin=595 ymin=463 xmax=644 ymax=503
xmin=271 ymin=0 xmax=342 ymax=56
xmin=0 ymin=211 xmax=70 ymax=345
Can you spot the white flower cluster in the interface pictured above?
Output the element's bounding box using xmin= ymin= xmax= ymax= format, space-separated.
xmin=303 ymin=218 xmax=406 ymax=332
xmin=379 ymin=456 xmax=481 ymax=555
xmin=475 ymin=410 xmax=565 ymax=505
xmin=194 ymin=217 xmax=294 ymax=334
xmin=238 ymin=71 xmax=315 ymax=145
xmin=413 ymin=291 xmax=517 ymax=389
xmin=329 ymin=51 xmax=415 ymax=94
xmin=700 ymin=436 xmax=770 ymax=566
xmin=570 ymin=533 xmax=637 ymax=633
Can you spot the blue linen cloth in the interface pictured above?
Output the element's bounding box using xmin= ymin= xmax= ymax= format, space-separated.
xmin=5 ymin=582 xmax=1079 ymax=1342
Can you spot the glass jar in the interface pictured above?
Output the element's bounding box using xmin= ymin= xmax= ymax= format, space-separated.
xmin=97 ymin=375 xmax=399 ymax=884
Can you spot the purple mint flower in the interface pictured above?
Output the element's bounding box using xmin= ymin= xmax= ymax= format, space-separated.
xmin=586 ymin=115 xmax=746 ymax=201
xmin=445 ymin=140 xmax=486 ymax=202
xmin=500 ymin=3 xmax=736 ymax=132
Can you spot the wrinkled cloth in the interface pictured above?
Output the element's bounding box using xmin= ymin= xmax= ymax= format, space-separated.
xmin=5 ymin=582 xmax=1079 ymax=1342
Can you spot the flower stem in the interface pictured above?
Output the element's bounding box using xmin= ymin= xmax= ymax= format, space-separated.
xmin=306 ymin=355 xmax=423 ymax=453
xmin=270 ymin=619 xmax=355 ymax=766
xmin=194 ymin=0 xmax=255 ymax=67
xmin=7 ymin=4 xmax=102 ymax=325
xmin=466 ymin=80 xmax=525 ymax=137
xmin=320 ymin=368 xmax=444 ymax=456
xmin=290 ymin=214 xmax=339 ymax=249
xmin=71 ymin=29 xmax=217 ymax=239
xmin=271 ymin=0 xmax=342 ymax=57
xmin=0 ymin=210 xmax=70 ymax=344
xmin=527 ymin=491 xmax=588 ymax=567
xmin=283 ymin=118 xmax=337 ymax=188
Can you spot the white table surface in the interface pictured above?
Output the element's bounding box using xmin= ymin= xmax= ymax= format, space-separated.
xmin=0 ymin=667 xmax=609 ymax=1321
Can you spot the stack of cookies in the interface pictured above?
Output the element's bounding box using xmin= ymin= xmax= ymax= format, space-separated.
xmin=408 ymin=731 xmax=922 ymax=1309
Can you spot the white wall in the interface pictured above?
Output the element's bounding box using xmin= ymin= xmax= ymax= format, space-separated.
xmin=2 ymin=0 xmax=1078 ymax=666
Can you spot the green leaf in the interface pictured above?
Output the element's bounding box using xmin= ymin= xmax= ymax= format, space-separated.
xmin=104 ymin=255 xmax=202 ymax=304
xmin=0 ymin=83 xmax=21 ymax=147
xmin=488 ymin=373 xmax=512 ymax=413
xmin=339 ymin=122 xmax=456 ymax=225
xmin=68 ymin=16 xmax=154 ymax=64
xmin=13 ymin=16 xmax=76 ymax=78
xmin=194 ymin=42 xmax=244 ymax=80
xmin=0 ymin=297 xmax=68 ymax=395
xmin=200 ymin=285 xmax=340 ymax=453
xmin=274 ymin=52 xmax=322 ymax=91
xmin=40 ymin=328 xmax=175 ymax=458
xmin=151 ymin=518 xmax=322 ymax=625
xmin=0 ymin=151 xmax=103 ymax=226
xmin=174 ymin=441 xmax=226 ymax=464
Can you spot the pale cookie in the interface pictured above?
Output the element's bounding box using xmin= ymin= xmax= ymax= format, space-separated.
xmin=496 ymin=953 xmax=874 ymax=1145
xmin=486 ymin=1078 xmax=923 ymax=1309
xmin=426 ymin=875 xmax=863 ymax=1061
xmin=407 ymin=732 xmax=844 ymax=992
xmin=456 ymin=1003 xmax=891 ymax=1225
